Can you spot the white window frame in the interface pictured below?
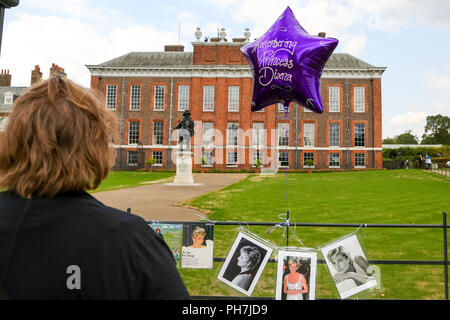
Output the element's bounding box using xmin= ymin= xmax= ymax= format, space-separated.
xmin=228 ymin=86 xmax=239 ymax=112
xmin=329 ymin=152 xmax=340 ymax=168
xmin=3 ymin=92 xmax=13 ymax=105
xmin=152 ymin=121 xmax=164 ymax=145
xmin=202 ymin=150 xmax=213 ymax=167
xmin=202 ymin=122 xmax=214 ymax=146
xmin=354 ymin=153 xmax=366 ymax=168
xmin=127 ymin=151 xmax=138 ymax=166
xmin=178 ymin=85 xmax=189 ymax=111
xmin=152 ymin=151 xmax=163 ymax=166
xmin=203 ymin=85 xmax=214 ymax=112
xmin=226 ymin=151 xmax=238 ymax=167
xmin=303 ymin=123 xmax=315 ymax=147
xmin=278 ymin=122 xmax=289 ymax=146
xmin=227 ymin=122 xmax=239 ymax=146
xmin=329 ymin=123 xmax=340 ymax=147
xmin=329 ymin=86 xmax=340 ymax=112
xmin=106 ymin=85 xmax=117 ymax=110
xmin=128 ymin=121 xmax=140 ymax=144
xmin=252 ymin=150 xmax=264 ymax=167
xmin=354 ymin=123 xmax=365 ymax=147
xmin=354 ymin=86 xmax=365 ymax=113
xmin=252 ymin=122 xmax=265 ymax=148
xmin=277 ymin=103 xmax=289 ymax=112
xmin=130 ymin=85 xmax=141 ymax=111
xmin=303 ymin=152 xmax=315 ymax=168
xmin=154 ymin=85 xmax=165 ymax=111
xmin=278 ymin=151 xmax=289 ymax=168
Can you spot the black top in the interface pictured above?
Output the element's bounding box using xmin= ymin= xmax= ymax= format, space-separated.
xmin=0 ymin=191 xmax=190 ymax=300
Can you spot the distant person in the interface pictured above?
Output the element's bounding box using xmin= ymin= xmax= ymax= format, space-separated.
xmin=418 ymin=154 xmax=424 ymax=169
xmin=425 ymin=153 xmax=432 ymax=170
xmin=0 ymin=76 xmax=190 ymax=300
xmin=155 ymin=228 xmax=164 ymax=241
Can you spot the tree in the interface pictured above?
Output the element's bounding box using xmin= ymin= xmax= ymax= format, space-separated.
xmin=382 ymin=137 xmax=396 ymax=144
xmin=382 ymin=130 xmax=418 ymax=144
xmin=421 ymin=114 xmax=450 ymax=145
xmin=395 ymin=130 xmax=419 ymax=144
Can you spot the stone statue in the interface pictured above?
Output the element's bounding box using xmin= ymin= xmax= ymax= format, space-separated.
xmin=174 ymin=110 xmax=195 ymax=151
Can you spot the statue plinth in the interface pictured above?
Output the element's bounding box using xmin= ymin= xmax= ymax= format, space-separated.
xmin=173 ymin=151 xmax=194 ymax=184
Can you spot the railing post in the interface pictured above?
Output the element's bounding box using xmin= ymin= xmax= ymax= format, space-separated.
xmin=286 ymin=210 xmax=290 ymax=247
xmin=444 ymin=211 xmax=448 ymax=300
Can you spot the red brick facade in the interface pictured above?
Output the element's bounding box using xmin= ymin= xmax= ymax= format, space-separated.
xmin=88 ymin=40 xmax=385 ymax=171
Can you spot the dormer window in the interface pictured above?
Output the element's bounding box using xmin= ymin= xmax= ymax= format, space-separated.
xmin=4 ymin=93 xmax=13 ymax=105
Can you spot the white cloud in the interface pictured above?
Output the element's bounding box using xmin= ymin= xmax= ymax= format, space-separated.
xmin=0 ymin=12 xmax=179 ymax=88
xmin=389 ymin=112 xmax=428 ymax=127
xmin=351 ymin=0 xmax=450 ymax=32
xmin=385 ymin=111 xmax=428 ymax=139
xmin=339 ymin=34 xmax=367 ymax=56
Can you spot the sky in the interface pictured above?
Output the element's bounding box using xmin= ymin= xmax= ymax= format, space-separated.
xmin=0 ymin=0 xmax=449 ymax=140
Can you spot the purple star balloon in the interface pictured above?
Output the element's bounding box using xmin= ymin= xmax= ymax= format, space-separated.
xmin=241 ymin=7 xmax=338 ymax=113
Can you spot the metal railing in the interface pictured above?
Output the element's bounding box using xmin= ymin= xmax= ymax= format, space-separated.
xmin=144 ymin=211 xmax=449 ymax=300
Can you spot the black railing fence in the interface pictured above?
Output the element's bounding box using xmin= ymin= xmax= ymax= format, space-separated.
xmin=141 ymin=211 xmax=448 ymax=300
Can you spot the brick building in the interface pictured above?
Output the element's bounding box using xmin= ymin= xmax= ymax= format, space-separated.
xmin=0 ymin=64 xmax=65 ymax=131
xmin=86 ymin=30 xmax=386 ymax=171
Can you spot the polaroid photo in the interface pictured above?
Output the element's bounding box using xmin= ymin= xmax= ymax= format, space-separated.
xmin=181 ymin=223 xmax=214 ymax=269
xmin=275 ymin=250 xmax=317 ymax=300
xmin=320 ymin=234 xmax=377 ymax=299
xmin=217 ymin=232 xmax=273 ymax=296
xmin=151 ymin=223 xmax=183 ymax=267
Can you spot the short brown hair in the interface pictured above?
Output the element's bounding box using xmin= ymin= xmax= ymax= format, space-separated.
xmin=0 ymin=76 xmax=117 ymax=198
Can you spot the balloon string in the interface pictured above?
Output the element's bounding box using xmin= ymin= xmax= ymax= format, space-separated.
xmin=283 ymin=103 xmax=289 ymax=213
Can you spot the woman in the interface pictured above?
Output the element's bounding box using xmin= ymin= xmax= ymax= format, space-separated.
xmin=283 ymin=257 xmax=308 ymax=300
xmin=182 ymin=226 xmax=213 ymax=268
xmin=189 ymin=226 xmax=207 ymax=248
xmin=327 ymin=246 xmax=374 ymax=287
xmin=232 ymin=245 xmax=261 ymax=291
xmin=0 ymin=77 xmax=189 ymax=300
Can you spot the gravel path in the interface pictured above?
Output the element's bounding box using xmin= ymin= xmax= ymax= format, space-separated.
xmin=93 ymin=173 xmax=249 ymax=222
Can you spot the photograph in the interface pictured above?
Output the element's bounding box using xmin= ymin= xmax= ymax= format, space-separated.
xmin=181 ymin=223 xmax=214 ymax=269
xmin=150 ymin=223 xmax=183 ymax=267
xmin=320 ymin=234 xmax=377 ymax=299
xmin=275 ymin=250 xmax=317 ymax=300
xmin=217 ymin=232 xmax=273 ymax=296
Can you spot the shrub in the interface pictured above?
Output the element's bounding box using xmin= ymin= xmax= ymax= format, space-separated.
xmin=305 ymin=159 xmax=314 ymax=167
xmin=145 ymin=158 xmax=157 ymax=166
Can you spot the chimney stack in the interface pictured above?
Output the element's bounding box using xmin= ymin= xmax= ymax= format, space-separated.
xmin=31 ymin=65 xmax=43 ymax=85
xmin=0 ymin=69 xmax=12 ymax=86
xmin=49 ymin=63 xmax=67 ymax=78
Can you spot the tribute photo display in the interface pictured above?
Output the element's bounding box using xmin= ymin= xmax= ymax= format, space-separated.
xmin=150 ymin=223 xmax=183 ymax=267
xmin=217 ymin=232 xmax=273 ymax=296
xmin=275 ymin=250 xmax=317 ymax=300
xmin=181 ymin=223 xmax=214 ymax=269
xmin=320 ymin=234 xmax=377 ymax=299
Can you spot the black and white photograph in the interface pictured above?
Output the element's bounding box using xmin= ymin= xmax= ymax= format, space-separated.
xmin=181 ymin=223 xmax=214 ymax=269
xmin=275 ymin=250 xmax=317 ymax=300
xmin=320 ymin=234 xmax=377 ymax=299
xmin=217 ymin=232 xmax=273 ymax=296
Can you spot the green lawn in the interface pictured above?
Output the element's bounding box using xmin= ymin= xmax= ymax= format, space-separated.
xmin=178 ymin=169 xmax=450 ymax=300
xmin=90 ymin=171 xmax=175 ymax=193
